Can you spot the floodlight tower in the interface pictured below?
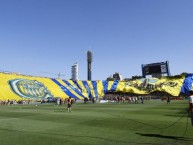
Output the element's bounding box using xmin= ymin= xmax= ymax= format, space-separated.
xmin=87 ymin=50 xmax=92 ymax=81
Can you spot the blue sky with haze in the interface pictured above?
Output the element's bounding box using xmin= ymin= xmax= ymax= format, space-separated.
xmin=0 ymin=0 xmax=193 ymax=80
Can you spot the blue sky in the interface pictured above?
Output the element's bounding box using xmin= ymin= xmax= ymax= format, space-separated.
xmin=0 ymin=0 xmax=193 ymax=80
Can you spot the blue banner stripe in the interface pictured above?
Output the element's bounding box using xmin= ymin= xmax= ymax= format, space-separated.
xmin=181 ymin=74 xmax=193 ymax=94
xmin=63 ymin=80 xmax=86 ymax=98
xmin=92 ymin=81 xmax=98 ymax=98
xmin=102 ymin=80 xmax=108 ymax=94
xmin=73 ymin=81 xmax=82 ymax=92
xmin=82 ymin=81 xmax=92 ymax=98
xmin=51 ymin=79 xmax=79 ymax=99
xmin=111 ymin=80 xmax=119 ymax=92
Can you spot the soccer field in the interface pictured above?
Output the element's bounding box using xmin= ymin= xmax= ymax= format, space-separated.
xmin=0 ymin=100 xmax=192 ymax=145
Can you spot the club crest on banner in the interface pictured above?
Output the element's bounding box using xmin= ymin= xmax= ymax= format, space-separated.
xmin=9 ymin=79 xmax=53 ymax=100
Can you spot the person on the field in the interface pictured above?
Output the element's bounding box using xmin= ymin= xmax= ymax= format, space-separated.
xmin=189 ymin=91 xmax=193 ymax=115
xmin=56 ymin=97 xmax=60 ymax=106
xmin=92 ymin=97 xmax=95 ymax=103
xmin=67 ymin=97 xmax=72 ymax=112
xmin=188 ymin=91 xmax=193 ymax=126
xmin=167 ymin=96 xmax=170 ymax=104
xmin=140 ymin=96 xmax=144 ymax=104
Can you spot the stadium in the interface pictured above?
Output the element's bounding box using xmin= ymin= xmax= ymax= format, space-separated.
xmin=0 ymin=69 xmax=193 ymax=145
xmin=0 ymin=71 xmax=192 ymax=103
xmin=1 ymin=0 xmax=193 ymax=144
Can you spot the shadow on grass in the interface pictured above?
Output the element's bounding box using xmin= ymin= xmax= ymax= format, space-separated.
xmin=0 ymin=127 xmax=160 ymax=145
xmin=164 ymin=110 xmax=189 ymax=117
xmin=136 ymin=133 xmax=193 ymax=142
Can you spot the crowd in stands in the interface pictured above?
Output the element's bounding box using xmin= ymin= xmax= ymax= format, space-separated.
xmin=0 ymin=99 xmax=31 ymax=105
xmin=0 ymin=91 xmax=186 ymax=106
xmin=84 ymin=97 xmax=96 ymax=104
xmin=100 ymin=92 xmax=185 ymax=104
xmin=101 ymin=93 xmax=147 ymax=104
xmin=0 ymin=97 xmax=77 ymax=106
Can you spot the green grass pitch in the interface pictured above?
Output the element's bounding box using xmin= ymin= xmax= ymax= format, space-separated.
xmin=0 ymin=100 xmax=193 ymax=145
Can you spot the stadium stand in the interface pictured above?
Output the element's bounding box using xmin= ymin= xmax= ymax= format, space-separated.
xmin=0 ymin=72 xmax=193 ymax=101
